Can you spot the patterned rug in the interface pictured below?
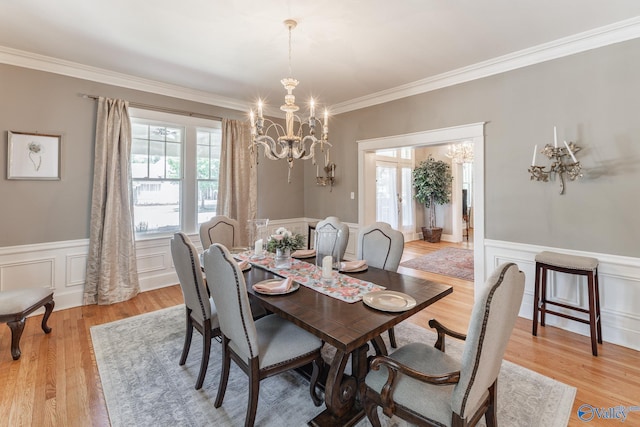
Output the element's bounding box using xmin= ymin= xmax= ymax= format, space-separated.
xmin=400 ymin=247 xmax=474 ymax=281
xmin=91 ymin=305 xmax=575 ymax=427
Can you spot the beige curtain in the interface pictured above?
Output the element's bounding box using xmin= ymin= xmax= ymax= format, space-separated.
xmin=84 ymin=97 xmax=140 ymax=305
xmin=217 ymin=119 xmax=257 ymax=246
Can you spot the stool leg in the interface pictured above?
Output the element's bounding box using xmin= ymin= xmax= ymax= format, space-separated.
xmin=8 ymin=319 xmax=26 ymax=360
xmin=532 ymin=262 xmax=541 ymax=336
xmin=540 ymin=266 xmax=548 ymax=327
xmin=42 ymin=300 xmax=54 ymax=334
xmin=587 ymin=272 xmax=598 ymax=356
xmin=594 ymin=269 xmax=603 ymax=344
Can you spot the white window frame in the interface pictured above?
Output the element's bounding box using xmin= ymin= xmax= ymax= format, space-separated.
xmin=129 ymin=108 xmax=222 ymax=239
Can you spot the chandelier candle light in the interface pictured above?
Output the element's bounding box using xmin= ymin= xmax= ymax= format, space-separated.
xmin=528 ymin=126 xmax=583 ymax=194
xmin=248 ymin=19 xmax=332 ymax=183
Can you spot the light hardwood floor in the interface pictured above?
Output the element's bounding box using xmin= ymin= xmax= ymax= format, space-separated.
xmin=1 ymin=238 xmax=638 ymax=426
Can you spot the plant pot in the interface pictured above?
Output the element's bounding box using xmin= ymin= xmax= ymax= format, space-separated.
xmin=422 ymin=227 xmax=443 ymax=243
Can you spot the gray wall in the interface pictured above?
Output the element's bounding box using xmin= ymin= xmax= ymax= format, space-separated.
xmin=0 ymin=64 xmax=301 ymax=247
xmin=304 ymin=38 xmax=640 ymax=257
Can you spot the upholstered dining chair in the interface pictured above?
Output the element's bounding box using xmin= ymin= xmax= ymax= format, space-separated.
xmin=203 ymin=243 xmax=324 ymax=427
xmin=199 ymin=215 xmax=240 ymax=250
xmin=315 ymin=216 xmax=350 ymax=261
xmin=170 ymin=232 xmax=220 ymax=390
xmin=358 ymin=221 xmax=404 ymax=348
xmin=363 ymin=263 xmax=525 ymax=427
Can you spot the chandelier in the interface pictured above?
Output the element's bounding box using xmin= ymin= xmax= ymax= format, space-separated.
xmin=445 ymin=141 xmax=474 ymax=164
xmin=248 ymin=19 xmax=331 ymax=183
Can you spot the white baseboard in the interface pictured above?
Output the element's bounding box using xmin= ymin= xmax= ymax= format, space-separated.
xmin=2 ymin=231 xmax=638 ymax=351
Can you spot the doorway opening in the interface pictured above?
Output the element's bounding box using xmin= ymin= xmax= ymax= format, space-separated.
xmin=357 ymin=123 xmax=486 ymax=289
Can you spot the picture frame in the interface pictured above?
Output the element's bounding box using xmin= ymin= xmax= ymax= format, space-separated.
xmin=7 ymin=131 xmax=61 ymax=180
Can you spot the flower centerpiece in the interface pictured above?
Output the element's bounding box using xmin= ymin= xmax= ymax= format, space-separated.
xmin=267 ymin=227 xmax=305 ymax=268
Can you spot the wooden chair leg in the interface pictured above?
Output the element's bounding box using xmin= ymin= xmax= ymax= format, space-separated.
xmin=214 ymin=336 xmax=231 ymax=408
xmin=195 ymin=326 xmax=211 ymax=390
xmin=388 ymin=327 xmax=397 ymax=349
xmin=8 ymin=319 xmax=26 ymax=360
xmin=485 ymin=380 xmax=498 ymax=427
xmin=364 ymin=388 xmax=383 ymax=427
xmin=245 ymin=358 xmax=260 ymax=427
xmin=180 ymin=310 xmax=193 ymax=366
xmin=540 ymin=266 xmax=548 ymax=326
xmin=41 ymin=300 xmax=54 ymax=334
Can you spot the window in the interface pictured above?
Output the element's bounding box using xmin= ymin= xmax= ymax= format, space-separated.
xmin=196 ymin=128 xmax=222 ymax=225
xmin=129 ymin=109 xmax=222 ymax=238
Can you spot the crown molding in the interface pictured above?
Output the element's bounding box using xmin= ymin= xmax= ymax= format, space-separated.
xmin=331 ymin=16 xmax=640 ymax=115
xmin=0 ymin=45 xmax=249 ymax=112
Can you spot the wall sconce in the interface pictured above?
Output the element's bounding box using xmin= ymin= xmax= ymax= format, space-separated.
xmin=316 ymin=162 xmax=336 ymax=191
xmin=528 ymin=127 xmax=583 ymax=194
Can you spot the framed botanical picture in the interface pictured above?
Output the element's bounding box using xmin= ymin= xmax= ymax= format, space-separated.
xmin=7 ymin=131 xmax=61 ymax=180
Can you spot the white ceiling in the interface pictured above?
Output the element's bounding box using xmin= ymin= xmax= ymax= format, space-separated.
xmin=1 ymin=1 xmax=640 ymax=113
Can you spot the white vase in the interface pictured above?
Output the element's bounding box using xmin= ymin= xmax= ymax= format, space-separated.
xmin=275 ymin=248 xmax=292 ymax=269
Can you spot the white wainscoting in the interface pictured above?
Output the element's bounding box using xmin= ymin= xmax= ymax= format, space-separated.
xmin=3 ymin=230 xmax=637 ymax=351
xmin=0 ymin=218 xmax=340 ymax=312
xmin=485 ymin=239 xmax=640 ymax=351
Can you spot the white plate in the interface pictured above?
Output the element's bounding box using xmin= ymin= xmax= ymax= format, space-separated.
xmin=291 ymin=251 xmax=316 ymax=259
xmin=363 ymin=291 xmax=417 ymax=312
xmin=252 ymin=279 xmax=300 ymax=295
xmin=339 ymin=264 xmax=368 ymax=273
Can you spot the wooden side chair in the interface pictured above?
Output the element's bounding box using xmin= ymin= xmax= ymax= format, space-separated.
xmin=363 ymin=263 xmax=525 ymax=427
xmin=199 ymin=215 xmax=240 ymax=250
xmin=358 ymin=221 xmax=404 ymax=349
xmin=171 ymin=232 xmax=220 ymax=390
xmin=315 ymin=216 xmax=350 ymax=261
xmin=203 ymin=243 xmax=324 ymax=427
xmin=0 ymin=288 xmax=54 ymax=360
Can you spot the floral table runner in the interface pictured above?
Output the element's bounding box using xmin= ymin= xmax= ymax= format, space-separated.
xmin=235 ymin=251 xmax=385 ymax=303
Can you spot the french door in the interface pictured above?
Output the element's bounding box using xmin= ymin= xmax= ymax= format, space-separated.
xmin=375 ymin=161 xmax=414 ymax=236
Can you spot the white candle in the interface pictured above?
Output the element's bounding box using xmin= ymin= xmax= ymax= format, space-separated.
xmin=554 ymin=126 xmax=558 ymax=148
xmin=249 ymin=110 xmax=255 ymax=134
xmin=322 ymin=255 xmax=333 ymax=279
xmin=310 ymin=98 xmax=315 ymax=118
xmin=258 ymin=100 xmax=263 ymax=119
xmin=324 ymin=109 xmax=328 ymax=127
xmin=531 ymin=145 xmax=537 ymax=166
xmin=254 ymin=239 xmax=263 ymax=256
xmin=563 ymin=140 xmax=577 ymax=163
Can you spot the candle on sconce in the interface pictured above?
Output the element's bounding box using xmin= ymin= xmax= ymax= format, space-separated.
xmin=532 ymin=145 xmax=538 ymax=166
xmin=310 ymin=98 xmax=315 ymax=118
xmin=322 ymin=255 xmax=333 ymax=279
xmin=249 ymin=110 xmax=255 ymax=131
xmin=254 ymin=239 xmax=263 ymax=256
xmin=258 ymin=100 xmax=263 ymax=119
xmin=554 ymin=126 xmax=558 ymax=148
xmin=563 ymin=140 xmax=578 ymax=163
xmin=324 ymin=109 xmax=328 ymax=127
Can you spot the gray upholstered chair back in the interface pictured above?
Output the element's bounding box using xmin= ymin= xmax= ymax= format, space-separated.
xmin=315 ymin=216 xmax=349 ymax=261
xmin=202 ymin=243 xmax=259 ymax=363
xmin=199 ymin=215 xmax=240 ymax=250
xmin=452 ymin=262 xmax=525 ymax=419
xmin=357 ymin=222 xmax=404 ymax=271
xmin=170 ymin=232 xmax=212 ymax=324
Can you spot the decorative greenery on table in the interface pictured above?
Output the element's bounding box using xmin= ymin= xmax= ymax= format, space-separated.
xmin=266 ymin=227 xmax=305 ymax=252
xmin=413 ymin=155 xmax=453 ymax=229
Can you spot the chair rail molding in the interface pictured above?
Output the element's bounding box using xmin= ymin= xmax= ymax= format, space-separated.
xmin=485 ymin=239 xmax=640 ymax=351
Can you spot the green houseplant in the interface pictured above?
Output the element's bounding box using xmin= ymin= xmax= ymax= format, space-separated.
xmin=413 ymin=155 xmax=453 ymax=243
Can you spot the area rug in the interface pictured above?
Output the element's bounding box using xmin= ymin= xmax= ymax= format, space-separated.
xmin=400 ymin=247 xmax=474 ymax=281
xmin=91 ymin=305 xmax=575 ymax=427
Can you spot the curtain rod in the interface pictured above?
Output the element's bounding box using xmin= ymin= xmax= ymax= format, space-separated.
xmin=82 ymin=94 xmax=224 ymax=121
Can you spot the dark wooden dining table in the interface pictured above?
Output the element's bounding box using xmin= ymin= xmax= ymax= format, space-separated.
xmin=243 ymin=258 xmax=453 ymax=427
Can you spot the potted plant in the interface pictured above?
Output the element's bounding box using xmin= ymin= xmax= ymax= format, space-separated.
xmin=266 ymin=227 xmax=305 ymax=268
xmin=413 ymin=155 xmax=453 ymax=243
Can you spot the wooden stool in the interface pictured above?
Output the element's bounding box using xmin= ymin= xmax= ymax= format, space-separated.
xmin=0 ymin=288 xmax=54 ymax=360
xmin=532 ymin=251 xmax=601 ymax=356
